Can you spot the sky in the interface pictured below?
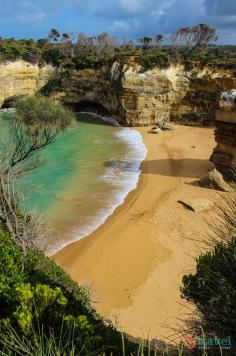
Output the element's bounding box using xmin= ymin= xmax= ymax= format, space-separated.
xmin=0 ymin=0 xmax=235 ymax=44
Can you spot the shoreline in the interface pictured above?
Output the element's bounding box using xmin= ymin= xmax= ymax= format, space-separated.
xmin=45 ymin=116 xmax=147 ymax=256
xmin=53 ymin=125 xmax=223 ymax=342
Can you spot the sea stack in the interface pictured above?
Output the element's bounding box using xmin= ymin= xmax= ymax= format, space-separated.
xmin=211 ymin=89 xmax=236 ymax=181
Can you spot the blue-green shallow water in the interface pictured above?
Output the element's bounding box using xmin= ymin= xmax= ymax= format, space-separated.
xmin=0 ymin=112 xmax=147 ymax=255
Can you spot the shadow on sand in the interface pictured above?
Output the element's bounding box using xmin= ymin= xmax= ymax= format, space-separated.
xmin=104 ymin=158 xmax=213 ymax=179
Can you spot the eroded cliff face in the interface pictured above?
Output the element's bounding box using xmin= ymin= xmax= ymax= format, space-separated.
xmin=0 ymin=59 xmax=236 ymax=128
xmin=211 ymin=90 xmax=236 ymax=180
xmin=54 ymin=62 xmax=236 ymax=127
xmin=0 ymin=60 xmax=55 ymax=108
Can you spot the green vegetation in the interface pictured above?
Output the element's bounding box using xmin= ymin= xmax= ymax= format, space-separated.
xmin=0 ymin=96 xmax=137 ymax=354
xmin=15 ymin=96 xmax=74 ymax=131
xmin=0 ymin=60 xmax=235 ymax=353
xmin=0 ymin=229 xmax=136 ymax=354
xmin=0 ymin=24 xmax=236 ymax=72
xmin=137 ymin=50 xmax=171 ymax=70
xmin=0 ymin=96 xmax=76 ymax=255
xmin=182 ymin=195 xmax=236 ymax=350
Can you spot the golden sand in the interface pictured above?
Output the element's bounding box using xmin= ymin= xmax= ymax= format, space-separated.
xmin=54 ymin=125 xmax=223 ymax=342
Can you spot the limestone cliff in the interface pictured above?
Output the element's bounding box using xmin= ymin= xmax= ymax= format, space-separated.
xmin=0 ymin=59 xmax=236 ymax=128
xmin=0 ymin=60 xmax=55 ymax=108
xmin=53 ymin=62 xmax=236 ymax=127
xmin=211 ymin=90 xmax=236 ymax=180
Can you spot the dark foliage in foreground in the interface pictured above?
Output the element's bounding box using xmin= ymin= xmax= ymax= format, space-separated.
xmin=0 ymin=230 xmax=136 ymax=354
xmin=182 ymin=195 xmax=236 ymax=350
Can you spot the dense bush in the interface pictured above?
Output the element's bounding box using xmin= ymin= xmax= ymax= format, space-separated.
xmin=137 ymin=50 xmax=171 ymax=70
xmin=1 ymin=41 xmax=24 ymax=61
xmin=42 ymin=46 xmax=62 ymax=66
xmin=0 ymin=94 xmax=139 ymax=354
xmin=15 ymin=95 xmax=75 ymax=131
xmin=0 ymin=230 xmax=134 ymax=354
xmin=182 ymin=196 xmax=236 ymax=348
xmin=40 ymin=79 xmax=62 ymax=96
xmin=182 ymin=238 xmax=236 ymax=343
xmin=0 ymin=29 xmax=236 ymax=71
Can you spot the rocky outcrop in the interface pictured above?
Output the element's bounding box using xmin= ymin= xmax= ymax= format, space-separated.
xmin=0 ymin=59 xmax=236 ymax=128
xmin=211 ymin=90 xmax=236 ymax=181
xmin=53 ymin=62 xmax=236 ymax=127
xmin=178 ymin=198 xmax=214 ymax=212
xmin=0 ymin=60 xmax=55 ymax=108
xmin=199 ymin=169 xmax=232 ymax=191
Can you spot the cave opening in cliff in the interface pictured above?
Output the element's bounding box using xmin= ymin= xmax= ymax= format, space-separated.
xmin=70 ymin=101 xmax=110 ymax=116
xmin=1 ymin=95 xmax=25 ymax=109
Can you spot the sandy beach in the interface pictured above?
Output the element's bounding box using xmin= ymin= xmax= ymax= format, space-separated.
xmin=54 ymin=125 xmax=223 ymax=343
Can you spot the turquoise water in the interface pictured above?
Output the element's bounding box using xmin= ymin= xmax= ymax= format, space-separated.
xmin=0 ymin=112 xmax=146 ymax=254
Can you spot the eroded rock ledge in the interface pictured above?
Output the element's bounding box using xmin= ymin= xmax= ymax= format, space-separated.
xmin=0 ymin=60 xmax=55 ymax=108
xmin=211 ymin=90 xmax=236 ymax=180
xmin=51 ymin=61 xmax=236 ymax=127
xmin=0 ymin=60 xmax=236 ymax=128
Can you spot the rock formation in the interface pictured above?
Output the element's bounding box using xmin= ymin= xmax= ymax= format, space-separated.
xmin=0 ymin=60 xmax=55 ymax=108
xmin=178 ymin=198 xmax=214 ymax=212
xmin=0 ymin=59 xmax=236 ymax=129
xmin=199 ymin=169 xmax=232 ymax=192
xmin=211 ymin=90 xmax=236 ymax=181
xmin=53 ymin=61 xmax=236 ymax=127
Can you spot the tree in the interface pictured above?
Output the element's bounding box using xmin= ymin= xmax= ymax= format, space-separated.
xmin=192 ymin=23 xmax=218 ymax=50
xmin=155 ymin=34 xmax=163 ymax=49
xmin=48 ymin=28 xmax=60 ymax=43
xmin=171 ymin=27 xmax=194 ymax=49
xmin=37 ymin=38 xmax=48 ymax=49
xmin=75 ymin=33 xmax=93 ymax=57
xmin=0 ymin=96 xmax=75 ymax=249
xmin=170 ymin=24 xmax=217 ymax=51
xmin=94 ymin=32 xmax=118 ymax=59
xmin=10 ymin=96 xmax=75 ymax=174
xmin=139 ymin=36 xmax=153 ymax=50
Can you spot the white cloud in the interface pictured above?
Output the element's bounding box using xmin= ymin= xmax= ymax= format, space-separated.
xmin=16 ymin=10 xmax=45 ymax=22
xmin=110 ymin=20 xmax=130 ymax=31
xmin=119 ymin=0 xmax=145 ymax=14
xmin=0 ymin=0 xmax=235 ymax=43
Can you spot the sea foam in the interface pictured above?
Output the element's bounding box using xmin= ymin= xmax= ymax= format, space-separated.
xmin=47 ymin=115 xmax=147 ymax=256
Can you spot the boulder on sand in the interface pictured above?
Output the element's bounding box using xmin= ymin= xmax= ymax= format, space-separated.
xmin=178 ymin=198 xmax=214 ymax=212
xmin=156 ymin=119 xmax=175 ymax=131
xmin=199 ymin=169 xmax=232 ymax=192
xmin=161 ymin=121 xmax=175 ymax=131
xmin=148 ymin=120 xmax=175 ymax=133
xmin=148 ymin=126 xmax=162 ymax=134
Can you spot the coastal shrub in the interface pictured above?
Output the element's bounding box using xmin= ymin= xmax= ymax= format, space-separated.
xmin=0 ymin=230 xmax=136 ymax=354
xmin=138 ymin=51 xmax=171 ymax=70
xmin=24 ymin=249 xmax=93 ymax=315
xmin=21 ymin=45 xmax=41 ymax=64
xmin=1 ymin=41 xmax=25 ymax=61
xmin=182 ymin=195 xmax=236 ymax=347
xmin=0 ymin=33 xmax=236 ymax=72
xmin=72 ymin=53 xmax=101 ymax=69
xmin=0 ymin=229 xmax=24 ymax=319
xmin=40 ymin=78 xmax=62 ymax=96
xmin=15 ymin=95 xmax=75 ymax=132
xmin=42 ymin=46 xmax=62 ymax=66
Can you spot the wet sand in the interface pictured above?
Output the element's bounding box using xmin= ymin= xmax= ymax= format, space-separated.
xmin=54 ymin=125 xmax=222 ymax=342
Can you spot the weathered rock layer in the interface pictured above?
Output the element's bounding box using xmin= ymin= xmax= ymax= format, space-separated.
xmin=0 ymin=60 xmax=55 ymax=108
xmin=0 ymin=60 xmax=236 ymax=128
xmin=211 ymin=90 xmax=236 ymax=180
xmin=0 ymin=59 xmax=236 ymax=180
xmin=54 ymin=62 xmax=236 ymax=127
